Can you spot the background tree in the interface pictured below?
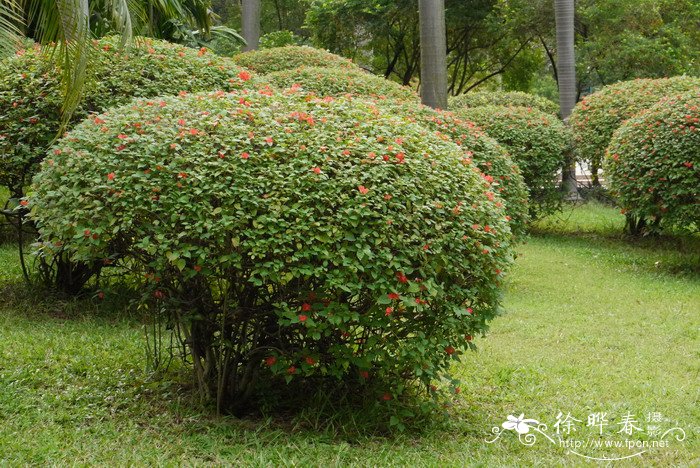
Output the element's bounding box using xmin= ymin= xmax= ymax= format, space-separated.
xmin=241 ymin=0 xmax=261 ymax=50
xmin=418 ymin=0 xmax=448 ymax=108
xmin=554 ymin=0 xmax=579 ymax=200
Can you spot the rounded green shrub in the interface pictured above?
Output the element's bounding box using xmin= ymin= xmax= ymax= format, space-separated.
xmin=233 ymin=45 xmax=358 ymax=74
xmin=570 ymin=76 xmax=700 ymax=183
xmin=371 ymin=100 xmax=529 ymax=238
xmin=605 ymin=91 xmax=700 ymax=234
xmin=453 ymin=105 xmax=570 ymax=218
xmin=450 ymin=91 xmax=559 ymax=115
xmin=265 ymin=66 xmax=419 ymax=102
xmin=29 ymin=90 xmax=515 ymax=414
xmin=0 ymin=36 xmax=260 ymax=198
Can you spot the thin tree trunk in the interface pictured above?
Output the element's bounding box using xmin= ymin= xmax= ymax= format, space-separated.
xmin=554 ymin=0 xmax=580 ymax=200
xmin=242 ymin=0 xmax=261 ymax=51
xmin=418 ymin=0 xmax=448 ymax=109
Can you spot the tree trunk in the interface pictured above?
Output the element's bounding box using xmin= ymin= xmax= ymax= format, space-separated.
xmin=418 ymin=0 xmax=448 ymax=109
xmin=554 ymin=0 xmax=581 ymax=201
xmin=242 ymin=0 xmax=261 ymax=51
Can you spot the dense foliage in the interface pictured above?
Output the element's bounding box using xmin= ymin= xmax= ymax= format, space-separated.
xmin=605 ymin=91 xmax=700 ymax=234
xmin=454 ymin=105 xmax=570 ymax=218
xmin=449 ymin=91 xmax=559 ymax=115
xmin=372 ymin=100 xmax=529 ymax=238
xmin=0 ymin=36 xmax=259 ymax=198
xmin=570 ymin=76 xmax=700 ymax=184
xmin=265 ymin=66 xmax=418 ymax=102
xmin=233 ymin=45 xmax=358 ymax=74
xmin=29 ymin=90 xmax=515 ymax=414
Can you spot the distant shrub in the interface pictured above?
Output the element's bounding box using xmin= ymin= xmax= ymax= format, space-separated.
xmin=260 ymin=30 xmax=304 ymax=49
xmin=233 ymin=45 xmax=358 ymax=74
xmin=0 ymin=36 xmax=260 ymax=198
xmin=30 ymin=90 xmax=515 ymax=415
xmin=450 ymin=91 xmax=559 ymax=115
xmin=454 ymin=105 xmax=570 ymax=218
xmin=570 ymin=76 xmax=700 ymax=183
xmin=373 ymin=100 xmax=529 ymax=238
xmin=266 ymin=66 xmax=418 ymax=102
xmin=605 ymin=91 xmax=700 ymax=234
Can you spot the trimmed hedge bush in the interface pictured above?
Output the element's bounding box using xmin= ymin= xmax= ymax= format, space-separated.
xmin=29 ymin=90 xmax=515 ymax=414
xmin=372 ymin=100 xmax=529 ymax=238
xmin=265 ymin=66 xmax=419 ymax=102
xmin=450 ymin=91 xmax=559 ymax=115
xmin=570 ymin=76 xmax=700 ymax=183
xmin=453 ymin=105 xmax=570 ymax=218
xmin=233 ymin=45 xmax=358 ymax=74
xmin=0 ymin=36 xmax=260 ymax=198
xmin=605 ymin=91 xmax=700 ymax=234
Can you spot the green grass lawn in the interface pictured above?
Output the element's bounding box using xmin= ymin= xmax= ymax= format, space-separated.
xmin=0 ymin=202 xmax=698 ymax=466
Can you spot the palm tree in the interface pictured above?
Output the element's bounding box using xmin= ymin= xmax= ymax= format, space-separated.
xmin=241 ymin=0 xmax=260 ymax=51
xmin=554 ymin=0 xmax=580 ymax=200
xmin=418 ymin=0 xmax=448 ymax=109
xmin=0 ymin=1 xmax=216 ymax=118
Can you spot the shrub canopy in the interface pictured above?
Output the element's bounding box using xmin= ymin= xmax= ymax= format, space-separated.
xmin=233 ymin=45 xmax=358 ymax=74
xmin=450 ymin=91 xmax=559 ymax=115
xmin=570 ymin=76 xmax=700 ymax=176
xmin=0 ymin=36 xmax=259 ymax=197
xmin=372 ymin=100 xmax=529 ymax=238
xmin=454 ymin=105 xmax=570 ymax=218
xmin=30 ymin=89 xmax=515 ymax=413
xmin=265 ymin=66 xmax=418 ymax=102
xmin=605 ymin=90 xmax=700 ymax=234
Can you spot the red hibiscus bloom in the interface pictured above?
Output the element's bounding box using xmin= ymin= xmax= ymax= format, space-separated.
xmin=357 ymin=185 xmax=369 ymax=195
xmin=359 ymin=370 xmax=369 ymax=379
xmin=388 ymin=292 xmax=400 ymax=300
xmin=396 ymin=272 xmax=408 ymax=283
xmin=385 ymin=307 xmax=393 ymax=316
xmin=298 ymin=314 xmax=308 ymax=322
xmin=19 ymin=200 xmax=28 ymax=207
xmin=107 ymin=172 xmax=115 ymax=181
xmin=241 ymin=152 xmax=250 ymax=159
xmin=117 ymin=134 xmax=128 ymax=139
xmin=287 ymin=366 xmax=297 ymax=374
xmin=305 ymin=356 xmax=316 ymax=365
xmin=381 ymin=393 xmax=392 ymax=401
xmin=311 ymin=167 xmax=321 ymax=174
xmin=238 ymin=70 xmax=251 ymax=81
xmin=445 ymin=346 xmax=455 ymax=355
xmin=301 ymin=303 xmax=312 ymax=312
xmin=265 ymin=356 xmax=277 ymax=366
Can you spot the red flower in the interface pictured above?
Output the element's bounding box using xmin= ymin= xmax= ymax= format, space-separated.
xmin=153 ymin=290 xmax=165 ymax=300
xmin=97 ymin=291 xmax=105 ymax=300
xmin=466 ymin=335 xmax=472 ymax=341
xmin=177 ymin=119 xmax=186 ymax=126
xmin=301 ymin=303 xmax=312 ymax=312
xmin=83 ymin=229 xmax=91 ymax=237
xmin=342 ymin=149 xmax=351 ymax=156
xmin=117 ymin=134 xmax=128 ymax=139
xmin=287 ymin=366 xmax=297 ymax=374
xmin=265 ymin=137 xmax=274 ymax=145
xmin=298 ymin=314 xmax=308 ymax=322
xmin=189 ymin=128 xmax=198 ymax=135
xmin=395 ymin=152 xmax=405 ymax=163
xmin=19 ymin=200 xmax=28 ymax=207
xmin=467 ymin=308 xmax=473 ymax=315
xmin=177 ymin=172 xmax=188 ymax=179
xmin=194 ymin=265 xmax=202 ymax=272
xmin=384 ymin=194 xmax=392 ymax=200
xmin=454 ymin=387 xmax=461 ymax=394
xmin=396 ymin=272 xmax=408 ymax=283
xmin=241 ymin=152 xmax=250 ymax=159
xmin=93 ymin=117 xmax=105 ymax=125
xmin=382 ymin=393 xmax=392 ymax=401
xmin=422 ymin=244 xmax=430 ymax=251
xmin=107 ymin=172 xmax=115 ymax=181
xmin=116 ymin=144 xmax=126 ymax=152
xmin=445 ymin=346 xmax=455 ymax=355
xmin=359 ymin=370 xmax=369 ymax=379
xmin=305 ymin=356 xmax=316 ymax=365
xmin=311 ymin=167 xmax=321 ymax=174
xmin=388 ymin=293 xmax=400 ymax=300
xmin=385 ymin=307 xmax=393 ymax=316
xmin=238 ymin=70 xmax=251 ymax=81
xmin=357 ymin=185 xmax=369 ymax=195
